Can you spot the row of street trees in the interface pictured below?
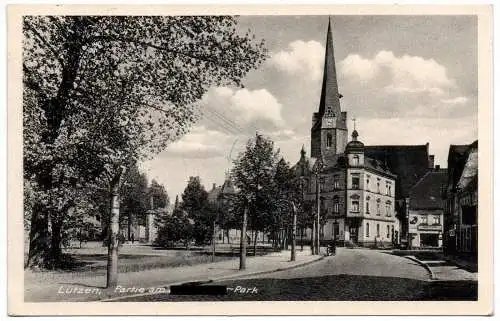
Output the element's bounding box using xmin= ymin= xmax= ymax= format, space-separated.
xmin=231 ymin=134 xmax=315 ymax=268
xmin=23 ymin=15 xmax=267 ymax=288
xmin=152 ymin=133 xmax=318 ymax=269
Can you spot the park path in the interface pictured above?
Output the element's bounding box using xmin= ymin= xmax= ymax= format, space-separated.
xmin=24 ymin=248 xmax=321 ymax=302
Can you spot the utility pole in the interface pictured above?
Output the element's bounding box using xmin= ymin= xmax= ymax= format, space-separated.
xmin=316 ymin=176 xmax=321 ymax=255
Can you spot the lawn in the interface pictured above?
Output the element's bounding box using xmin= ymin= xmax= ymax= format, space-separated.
xmin=63 ymin=252 xmax=233 ymax=274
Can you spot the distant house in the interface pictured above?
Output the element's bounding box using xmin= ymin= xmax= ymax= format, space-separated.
xmin=207 ymin=174 xmax=265 ymax=245
xmin=408 ymin=168 xmax=447 ymax=248
xmin=443 ymin=141 xmax=478 ymax=256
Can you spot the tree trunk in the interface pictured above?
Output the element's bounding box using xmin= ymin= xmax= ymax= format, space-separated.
xmin=300 ymin=227 xmax=304 ymax=251
xmin=211 ymin=219 xmax=216 ymax=262
xmin=291 ymin=204 xmax=297 ymax=261
xmin=127 ymin=211 xmax=132 ymax=241
xmin=239 ymin=203 xmax=248 ymax=270
xmin=26 ymin=202 xmax=50 ymax=268
xmin=311 ymin=223 xmax=315 ymax=255
xmin=50 ymin=217 xmax=63 ymax=265
xmin=106 ymin=167 xmax=125 ymax=289
xmin=253 ymin=229 xmax=258 ymax=256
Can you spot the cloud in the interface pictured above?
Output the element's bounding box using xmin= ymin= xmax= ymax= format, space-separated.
xmin=340 ymin=50 xmax=455 ymax=95
xmin=200 ymin=86 xmax=285 ymax=134
xmin=268 ymin=40 xmax=325 ymax=81
xmin=441 ymin=96 xmax=469 ymax=105
xmin=339 ymin=54 xmax=379 ymax=82
xmin=337 ymin=50 xmax=474 ymax=119
xmin=164 ymin=126 xmax=229 ymax=159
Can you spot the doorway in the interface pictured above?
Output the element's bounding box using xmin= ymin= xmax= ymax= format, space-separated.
xmin=349 ymin=226 xmax=358 ymax=243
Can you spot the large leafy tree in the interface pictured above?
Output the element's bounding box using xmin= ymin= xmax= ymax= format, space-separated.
xmin=22 ymin=15 xmax=267 ymax=284
xmin=181 ymin=176 xmax=214 ymax=245
xmin=231 ymin=134 xmax=280 ymax=268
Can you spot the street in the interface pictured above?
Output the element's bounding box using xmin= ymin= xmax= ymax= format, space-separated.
xmin=116 ymin=248 xmax=478 ymax=301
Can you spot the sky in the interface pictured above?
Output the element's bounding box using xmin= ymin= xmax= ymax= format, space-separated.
xmin=141 ymin=15 xmax=478 ymax=201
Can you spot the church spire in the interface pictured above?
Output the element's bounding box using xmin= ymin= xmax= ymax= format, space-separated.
xmin=317 ymin=17 xmax=342 ymax=119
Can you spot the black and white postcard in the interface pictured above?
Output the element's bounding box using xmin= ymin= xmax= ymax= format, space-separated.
xmin=7 ymin=4 xmax=493 ymax=316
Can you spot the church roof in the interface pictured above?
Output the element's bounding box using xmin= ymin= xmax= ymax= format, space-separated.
xmin=364 ymin=144 xmax=430 ymax=198
xmin=312 ymin=18 xmax=343 ymax=131
xmin=409 ymin=169 xmax=448 ymax=210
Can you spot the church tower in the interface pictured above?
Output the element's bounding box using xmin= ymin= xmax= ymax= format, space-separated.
xmin=311 ymin=18 xmax=348 ymax=159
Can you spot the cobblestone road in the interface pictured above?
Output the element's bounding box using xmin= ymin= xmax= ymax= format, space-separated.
xmin=117 ymin=248 xmax=477 ymax=301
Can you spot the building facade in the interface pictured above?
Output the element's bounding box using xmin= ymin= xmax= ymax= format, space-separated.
xmin=443 ymin=141 xmax=478 ymax=256
xmin=407 ymin=169 xmax=447 ymax=248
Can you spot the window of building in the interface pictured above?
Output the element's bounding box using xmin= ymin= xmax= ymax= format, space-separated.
xmin=377 ymin=182 xmax=380 ymax=193
xmin=352 ymin=200 xmax=359 ymax=212
xmin=433 ymin=216 xmax=441 ymax=225
xmin=421 ymin=216 xmax=428 ymax=224
xmin=376 ymin=199 xmax=381 ymax=215
xmin=353 ymin=155 xmax=359 ymax=166
xmin=366 ymin=201 xmax=370 ymax=214
xmin=326 ymin=134 xmax=333 ymax=148
xmin=366 ymin=223 xmax=370 ymax=237
xmin=333 ymin=196 xmax=339 ymax=213
xmin=387 ymin=184 xmax=392 ymax=196
xmin=386 ymin=204 xmax=391 ymax=216
xmin=391 ymin=225 xmax=395 ymax=240
xmin=376 ymin=224 xmax=380 ymax=237
xmin=352 ymin=177 xmax=360 ymax=189
xmin=366 ymin=176 xmax=370 ymax=191
xmin=333 ymin=176 xmax=340 ymax=189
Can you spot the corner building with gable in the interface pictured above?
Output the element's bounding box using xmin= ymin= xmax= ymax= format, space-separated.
xmin=294 ymin=19 xmax=438 ymax=247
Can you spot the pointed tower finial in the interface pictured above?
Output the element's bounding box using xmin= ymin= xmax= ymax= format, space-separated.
xmin=352 ymin=117 xmax=357 ymax=131
xmin=317 ymin=17 xmax=341 ymax=121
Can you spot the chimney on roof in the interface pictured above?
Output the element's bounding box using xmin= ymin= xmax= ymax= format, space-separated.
xmin=428 ymin=155 xmax=435 ymax=169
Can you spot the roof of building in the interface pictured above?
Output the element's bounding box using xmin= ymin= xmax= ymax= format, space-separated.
xmin=409 ymin=169 xmax=448 ymax=210
xmin=207 ymin=185 xmax=222 ymax=203
xmin=364 ymin=144 xmax=430 ymax=198
xmin=364 ymin=157 xmax=396 ymax=178
xmin=447 ymin=142 xmax=475 ymax=190
xmin=457 ymin=141 xmax=478 ymax=191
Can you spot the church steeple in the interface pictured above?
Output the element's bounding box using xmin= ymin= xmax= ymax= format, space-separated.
xmin=317 ymin=17 xmax=342 ymax=121
xmin=310 ymin=17 xmax=348 ymax=159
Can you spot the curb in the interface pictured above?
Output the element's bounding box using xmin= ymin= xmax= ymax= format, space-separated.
xmin=404 ymin=255 xmax=435 ymax=280
xmin=210 ymin=254 xmax=326 ymax=283
xmin=100 ymin=254 xmax=326 ymax=302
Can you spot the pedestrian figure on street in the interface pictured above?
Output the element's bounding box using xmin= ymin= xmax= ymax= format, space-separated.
xmin=131 ymin=233 xmax=135 ymax=244
xmin=328 ymin=237 xmax=336 ymax=256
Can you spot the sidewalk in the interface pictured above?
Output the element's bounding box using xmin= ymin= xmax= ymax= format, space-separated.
xmin=405 ymin=255 xmax=477 ymax=281
xmin=25 ymin=249 xmax=323 ymax=302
